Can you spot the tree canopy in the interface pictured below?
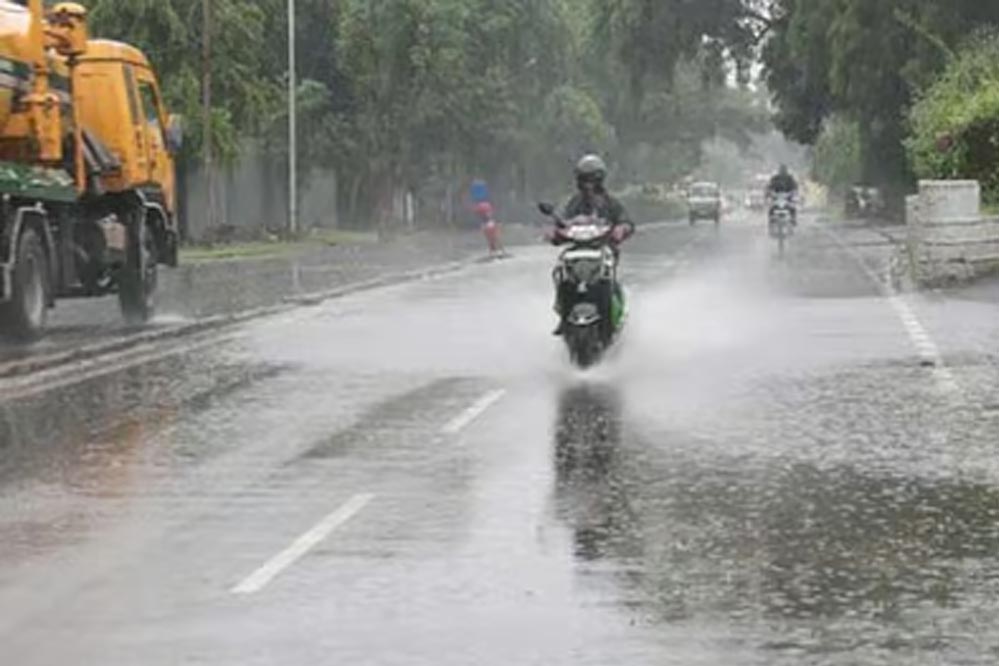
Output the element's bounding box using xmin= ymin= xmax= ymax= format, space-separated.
xmin=84 ymin=0 xmax=775 ymax=226
xmin=907 ymin=32 xmax=999 ymax=203
xmin=89 ymin=0 xmax=282 ymax=163
xmin=763 ymin=0 xmax=999 ymax=198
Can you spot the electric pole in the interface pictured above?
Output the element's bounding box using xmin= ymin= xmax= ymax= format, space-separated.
xmin=288 ymin=0 xmax=298 ymax=236
xmin=202 ymin=0 xmax=215 ymax=229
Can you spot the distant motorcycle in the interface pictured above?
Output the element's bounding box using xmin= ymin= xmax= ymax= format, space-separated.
xmin=845 ymin=186 xmax=885 ymax=219
xmin=540 ymin=203 xmax=630 ymax=368
xmin=768 ymin=192 xmax=796 ymax=255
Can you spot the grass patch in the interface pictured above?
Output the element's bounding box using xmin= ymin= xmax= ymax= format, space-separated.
xmin=180 ymin=242 xmax=299 ymax=262
xmin=309 ymin=229 xmax=378 ymax=246
xmin=180 ymin=229 xmax=378 ymax=263
xmin=983 ymin=202 xmax=999 ymax=216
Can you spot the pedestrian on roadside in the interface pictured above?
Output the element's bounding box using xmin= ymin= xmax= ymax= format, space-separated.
xmin=469 ymin=179 xmax=505 ymax=258
xmin=474 ymin=199 xmax=505 ymax=257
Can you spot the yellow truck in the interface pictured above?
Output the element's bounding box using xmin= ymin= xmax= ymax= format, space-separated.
xmin=0 ymin=0 xmax=180 ymax=338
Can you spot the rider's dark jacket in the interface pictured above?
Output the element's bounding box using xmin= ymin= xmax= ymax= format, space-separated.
xmin=768 ymin=172 xmax=799 ymax=194
xmin=561 ymin=190 xmax=634 ymax=229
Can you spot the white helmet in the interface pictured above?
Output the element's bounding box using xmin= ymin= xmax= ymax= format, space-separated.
xmin=575 ymin=154 xmax=607 ymax=185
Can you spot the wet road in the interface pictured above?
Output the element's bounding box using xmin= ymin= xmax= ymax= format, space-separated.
xmin=0 ymin=230 xmax=490 ymax=366
xmin=2 ymin=216 xmax=999 ymax=665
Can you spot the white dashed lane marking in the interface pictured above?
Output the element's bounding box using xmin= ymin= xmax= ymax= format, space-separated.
xmin=441 ymin=389 xmax=507 ymax=435
xmin=232 ymin=493 xmax=375 ymax=595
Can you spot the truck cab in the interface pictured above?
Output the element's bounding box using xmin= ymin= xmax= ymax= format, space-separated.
xmin=73 ymin=38 xmax=181 ymax=271
xmin=75 ymin=40 xmax=178 ymax=212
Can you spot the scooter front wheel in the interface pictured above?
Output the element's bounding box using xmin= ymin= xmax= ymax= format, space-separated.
xmin=565 ymin=324 xmax=603 ymax=368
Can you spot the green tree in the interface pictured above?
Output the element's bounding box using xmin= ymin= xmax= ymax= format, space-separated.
xmin=328 ymin=0 xmax=583 ymax=224
xmin=907 ymin=32 xmax=999 ymax=203
xmin=813 ymin=114 xmax=862 ymax=192
xmin=588 ymin=0 xmax=765 ymax=102
xmin=582 ymin=0 xmax=770 ymax=185
xmin=84 ymin=0 xmax=780 ymax=229
xmin=763 ymin=0 xmax=999 ymax=200
xmin=89 ymin=0 xmax=281 ymax=162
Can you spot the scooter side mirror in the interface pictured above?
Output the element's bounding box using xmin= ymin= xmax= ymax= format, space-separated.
xmin=538 ymin=202 xmax=555 ymax=216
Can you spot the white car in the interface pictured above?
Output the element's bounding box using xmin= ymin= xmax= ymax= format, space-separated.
xmin=687 ymin=182 xmax=722 ymax=225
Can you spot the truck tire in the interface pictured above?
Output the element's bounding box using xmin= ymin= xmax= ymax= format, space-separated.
xmin=118 ymin=212 xmax=157 ymax=325
xmin=0 ymin=228 xmax=49 ymax=340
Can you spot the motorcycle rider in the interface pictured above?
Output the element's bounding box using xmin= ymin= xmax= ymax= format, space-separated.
xmin=767 ymin=164 xmax=800 ymax=227
xmin=549 ymin=154 xmax=635 ymax=336
xmin=560 ymin=155 xmax=633 ymax=228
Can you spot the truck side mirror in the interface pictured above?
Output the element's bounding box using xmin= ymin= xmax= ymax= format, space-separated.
xmin=166 ymin=114 xmax=183 ymax=154
xmin=538 ymin=202 xmax=555 ymax=216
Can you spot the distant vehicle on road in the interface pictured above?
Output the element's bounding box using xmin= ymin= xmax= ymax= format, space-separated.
xmin=845 ymin=186 xmax=886 ymax=219
xmin=746 ymin=174 xmax=771 ymax=211
xmin=687 ymin=182 xmax=722 ymax=225
xmin=745 ymin=190 xmax=766 ymax=210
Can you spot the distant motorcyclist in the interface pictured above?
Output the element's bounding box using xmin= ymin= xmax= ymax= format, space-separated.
xmin=767 ymin=164 xmax=799 ymax=226
xmin=768 ymin=164 xmax=799 ymax=196
xmin=548 ymin=154 xmax=634 ymax=336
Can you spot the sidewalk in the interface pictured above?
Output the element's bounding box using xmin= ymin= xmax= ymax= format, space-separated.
xmin=164 ymin=229 xmax=493 ymax=319
xmin=827 ymin=217 xmax=999 ymax=304
xmin=42 ymin=229 xmax=509 ymax=334
xmin=933 ymin=272 xmax=999 ymax=304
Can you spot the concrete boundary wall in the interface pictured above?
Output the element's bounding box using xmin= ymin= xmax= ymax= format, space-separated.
xmin=181 ymin=142 xmax=339 ymax=243
xmin=904 ymin=180 xmax=999 ymax=285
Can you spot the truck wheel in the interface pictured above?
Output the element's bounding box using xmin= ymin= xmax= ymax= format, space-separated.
xmin=118 ymin=213 xmax=157 ymax=325
xmin=0 ymin=228 xmax=49 ymax=340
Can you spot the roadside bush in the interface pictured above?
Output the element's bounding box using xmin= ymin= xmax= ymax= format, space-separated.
xmin=813 ymin=114 xmax=862 ymax=192
xmin=907 ymin=33 xmax=999 ymax=203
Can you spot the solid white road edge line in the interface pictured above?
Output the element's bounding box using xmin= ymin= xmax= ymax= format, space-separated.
xmin=232 ymin=492 xmax=375 ymax=595
xmin=442 ymin=389 xmax=507 ymax=435
xmin=819 ymin=226 xmax=961 ymax=398
xmin=0 ymin=330 xmax=244 ymax=402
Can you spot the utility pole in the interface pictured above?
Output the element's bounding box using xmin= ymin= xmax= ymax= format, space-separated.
xmin=202 ymin=0 xmax=215 ymax=229
xmin=288 ymin=0 xmax=298 ymax=236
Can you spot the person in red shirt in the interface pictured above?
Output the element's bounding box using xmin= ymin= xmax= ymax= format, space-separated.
xmin=474 ymin=200 xmax=504 ymax=256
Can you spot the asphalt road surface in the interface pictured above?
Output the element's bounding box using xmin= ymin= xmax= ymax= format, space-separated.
xmin=2 ymin=215 xmax=999 ymax=665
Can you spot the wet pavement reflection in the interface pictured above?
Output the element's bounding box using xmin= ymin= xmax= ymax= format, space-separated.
xmin=553 ymin=384 xmax=640 ymax=564
xmin=548 ymin=372 xmax=999 ymax=663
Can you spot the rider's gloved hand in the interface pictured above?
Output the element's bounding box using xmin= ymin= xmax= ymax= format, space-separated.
xmin=611 ymin=224 xmax=631 ymax=244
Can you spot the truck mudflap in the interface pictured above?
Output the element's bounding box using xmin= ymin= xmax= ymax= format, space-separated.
xmin=134 ymin=188 xmax=178 ymax=267
xmin=96 ymin=213 xmax=127 ymax=264
xmin=162 ymin=229 xmax=178 ymax=267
